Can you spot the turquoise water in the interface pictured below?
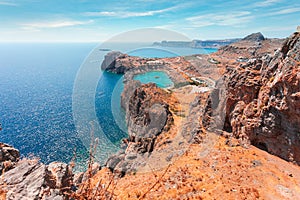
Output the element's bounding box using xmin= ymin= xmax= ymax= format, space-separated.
xmin=133 ymin=71 xmax=173 ymax=88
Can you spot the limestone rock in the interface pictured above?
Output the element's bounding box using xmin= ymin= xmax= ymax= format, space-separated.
xmin=106 ymin=83 xmax=174 ymax=175
xmin=47 ymin=162 xmax=73 ymax=189
xmin=100 ymin=51 xmax=123 ymax=72
xmin=0 ymin=143 xmax=20 ymax=172
xmin=0 ymin=159 xmax=74 ymax=199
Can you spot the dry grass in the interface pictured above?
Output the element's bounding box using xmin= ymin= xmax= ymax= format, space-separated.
xmin=66 ymin=122 xmax=118 ymax=200
xmin=138 ymin=164 xmax=171 ymax=200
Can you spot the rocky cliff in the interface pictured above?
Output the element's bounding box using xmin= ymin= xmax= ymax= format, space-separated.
xmin=204 ymin=32 xmax=300 ymax=164
xmin=106 ymin=82 xmax=176 ymax=175
xmin=0 ymin=143 xmax=75 ymax=199
xmin=0 ymin=142 xmax=102 ymax=199
xmin=101 ymin=51 xmax=123 ymax=73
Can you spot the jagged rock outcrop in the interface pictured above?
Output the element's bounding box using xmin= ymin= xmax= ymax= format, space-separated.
xmin=0 ymin=144 xmax=75 ymax=200
xmin=106 ymin=82 xmax=174 ymax=175
xmin=204 ymin=32 xmax=300 ymax=164
xmin=120 ymin=80 xmax=142 ymax=109
xmin=0 ymin=143 xmax=20 ymax=173
xmin=101 ymin=51 xmax=123 ymax=73
xmin=125 ymin=83 xmax=173 ymax=142
xmin=101 ymin=51 xmax=148 ymax=74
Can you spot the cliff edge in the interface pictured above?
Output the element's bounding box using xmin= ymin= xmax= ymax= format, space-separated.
xmin=204 ymin=32 xmax=300 ymax=164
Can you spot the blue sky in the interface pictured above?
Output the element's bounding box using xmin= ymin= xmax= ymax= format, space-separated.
xmin=0 ymin=0 xmax=299 ymax=42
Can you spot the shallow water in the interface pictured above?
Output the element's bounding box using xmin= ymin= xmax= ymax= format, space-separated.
xmin=133 ymin=71 xmax=174 ymax=88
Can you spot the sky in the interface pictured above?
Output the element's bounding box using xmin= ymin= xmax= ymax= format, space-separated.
xmin=0 ymin=0 xmax=299 ymax=42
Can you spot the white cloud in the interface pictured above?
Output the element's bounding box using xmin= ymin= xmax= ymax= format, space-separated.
xmin=84 ymin=6 xmax=176 ymax=18
xmin=21 ymin=20 xmax=93 ymax=30
xmin=256 ymin=0 xmax=281 ymax=7
xmin=0 ymin=1 xmax=18 ymax=6
xmin=269 ymin=7 xmax=300 ymax=15
xmin=186 ymin=11 xmax=253 ymax=27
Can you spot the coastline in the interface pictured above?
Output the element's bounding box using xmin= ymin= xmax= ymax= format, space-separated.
xmin=1 ymin=31 xmax=300 ymax=199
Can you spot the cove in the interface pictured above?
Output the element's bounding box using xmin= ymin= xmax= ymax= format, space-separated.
xmin=133 ymin=71 xmax=174 ymax=88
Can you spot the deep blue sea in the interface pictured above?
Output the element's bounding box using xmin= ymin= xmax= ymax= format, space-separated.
xmin=0 ymin=43 xmax=96 ymax=165
xmin=0 ymin=43 xmax=216 ymax=169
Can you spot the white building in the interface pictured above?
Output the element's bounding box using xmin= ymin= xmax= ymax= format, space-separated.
xmin=146 ymin=60 xmax=164 ymax=65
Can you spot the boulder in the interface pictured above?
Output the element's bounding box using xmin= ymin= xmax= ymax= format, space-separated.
xmin=0 ymin=143 xmax=20 ymax=172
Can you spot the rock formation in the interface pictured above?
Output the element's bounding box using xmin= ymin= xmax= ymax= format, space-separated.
xmin=0 ymin=143 xmax=76 ymax=199
xmin=106 ymin=82 xmax=175 ymax=175
xmin=204 ymin=32 xmax=300 ymax=164
xmin=0 ymin=158 xmax=75 ymax=199
xmin=101 ymin=51 xmax=123 ymax=73
xmin=0 ymin=143 xmax=20 ymax=173
xmin=4 ymin=160 xmax=74 ymax=199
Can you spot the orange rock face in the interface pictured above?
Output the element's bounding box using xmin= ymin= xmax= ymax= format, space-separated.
xmin=206 ymin=32 xmax=300 ymax=165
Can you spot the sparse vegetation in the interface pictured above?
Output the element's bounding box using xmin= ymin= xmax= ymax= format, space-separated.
xmin=66 ymin=124 xmax=118 ymax=200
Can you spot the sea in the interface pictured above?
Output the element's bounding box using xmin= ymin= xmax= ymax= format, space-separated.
xmin=0 ymin=42 xmax=216 ymax=170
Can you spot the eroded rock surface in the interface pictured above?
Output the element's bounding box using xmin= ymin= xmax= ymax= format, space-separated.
xmin=106 ymin=83 xmax=175 ymax=175
xmin=204 ymin=32 xmax=300 ymax=164
xmin=0 ymin=143 xmax=20 ymax=172
xmin=0 ymin=158 xmax=74 ymax=199
xmin=101 ymin=51 xmax=123 ymax=73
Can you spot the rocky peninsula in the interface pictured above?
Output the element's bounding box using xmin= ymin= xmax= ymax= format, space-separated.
xmin=153 ymin=38 xmax=240 ymax=49
xmin=1 ymin=31 xmax=300 ymax=199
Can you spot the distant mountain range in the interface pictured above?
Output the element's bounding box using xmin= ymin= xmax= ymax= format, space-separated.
xmin=153 ymin=38 xmax=241 ymax=49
